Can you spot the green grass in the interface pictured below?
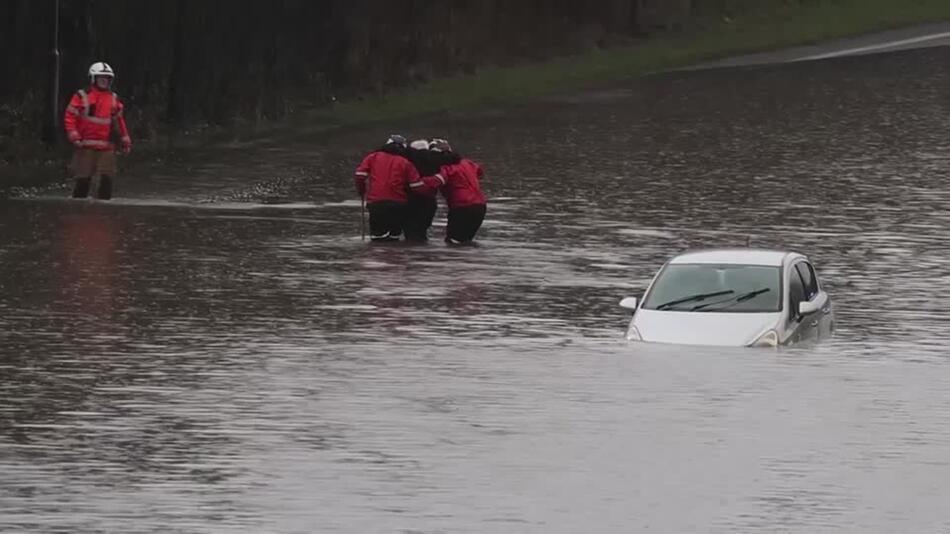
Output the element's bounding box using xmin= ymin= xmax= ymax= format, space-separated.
xmin=306 ymin=0 xmax=950 ymax=129
xmin=4 ymin=0 xmax=950 ymax=175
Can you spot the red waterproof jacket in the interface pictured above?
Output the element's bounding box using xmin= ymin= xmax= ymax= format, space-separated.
xmin=354 ymin=148 xmax=420 ymax=204
xmin=417 ymin=159 xmax=487 ymax=209
xmin=64 ymin=86 xmax=131 ymax=151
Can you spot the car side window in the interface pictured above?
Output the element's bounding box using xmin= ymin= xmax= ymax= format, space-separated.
xmin=795 ymin=262 xmax=819 ymax=301
xmin=788 ymin=267 xmax=806 ymax=320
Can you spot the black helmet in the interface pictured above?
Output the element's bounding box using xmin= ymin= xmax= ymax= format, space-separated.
xmin=385 ymin=134 xmax=408 ymax=147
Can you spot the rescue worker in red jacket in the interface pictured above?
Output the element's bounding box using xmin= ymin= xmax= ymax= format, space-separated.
xmin=354 ymin=135 xmax=421 ymax=241
xmin=403 ymin=139 xmax=439 ymax=242
xmin=64 ymin=62 xmax=132 ymax=200
xmin=413 ymin=139 xmax=487 ymax=245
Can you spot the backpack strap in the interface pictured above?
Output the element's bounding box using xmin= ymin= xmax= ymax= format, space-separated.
xmin=77 ymin=90 xmax=90 ymax=116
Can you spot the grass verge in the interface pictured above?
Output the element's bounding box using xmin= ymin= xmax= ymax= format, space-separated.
xmin=310 ymin=0 xmax=950 ymax=128
xmin=3 ymin=0 xmax=950 ymax=184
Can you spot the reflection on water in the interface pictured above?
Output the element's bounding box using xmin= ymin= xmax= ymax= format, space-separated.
xmin=2 ymin=46 xmax=950 ymax=532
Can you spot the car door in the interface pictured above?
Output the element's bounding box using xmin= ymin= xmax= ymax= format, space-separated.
xmin=792 ymin=261 xmax=824 ymax=342
xmin=785 ymin=263 xmax=810 ymax=344
xmin=797 ymin=261 xmax=833 ymax=338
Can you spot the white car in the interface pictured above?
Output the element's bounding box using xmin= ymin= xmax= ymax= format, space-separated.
xmin=619 ymin=249 xmax=834 ymax=347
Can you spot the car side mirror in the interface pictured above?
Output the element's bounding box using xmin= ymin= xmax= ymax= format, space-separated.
xmin=619 ymin=297 xmax=639 ymax=311
xmin=798 ymin=291 xmax=828 ymax=316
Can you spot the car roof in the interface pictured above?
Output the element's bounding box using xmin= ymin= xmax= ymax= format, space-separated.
xmin=669 ymin=249 xmax=800 ymax=267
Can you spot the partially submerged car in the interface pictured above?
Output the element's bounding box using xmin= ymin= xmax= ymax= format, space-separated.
xmin=619 ymin=249 xmax=834 ymax=347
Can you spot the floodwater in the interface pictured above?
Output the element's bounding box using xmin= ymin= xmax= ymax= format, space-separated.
xmin=2 ymin=45 xmax=950 ymax=533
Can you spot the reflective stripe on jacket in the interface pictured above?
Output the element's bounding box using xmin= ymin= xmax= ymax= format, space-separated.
xmin=64 ymin=87 xmax=131 ymax=151
xmin=418 ymin=159 xmax=487 ymax=209
xmin=354 ymin=149 xmax=420 ymax=204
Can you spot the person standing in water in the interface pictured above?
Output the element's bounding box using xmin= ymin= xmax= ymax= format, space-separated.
xmin=353 ymin=135 xmax=421 ymax=241
xmin=412 ymin=138 xmax=487 ymax=245
xmin=403 ymin=139 xmax=439 ymax=241
xmin=64 ymin=61 xmax=132 ymax=200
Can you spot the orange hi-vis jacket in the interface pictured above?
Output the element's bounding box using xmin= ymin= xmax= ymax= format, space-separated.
xmin=417 ymin=159 xmax=487 ymax=209
xmin=64 ymin=86 xmax=131 ymax=151
xmin=354 ymin=148 xmax=420 ymax=204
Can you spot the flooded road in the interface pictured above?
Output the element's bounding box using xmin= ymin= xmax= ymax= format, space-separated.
xmin=693 ymin=20 xmax=950 ymax=69
xmin=2 ymin=43 xmax=950 ymax=532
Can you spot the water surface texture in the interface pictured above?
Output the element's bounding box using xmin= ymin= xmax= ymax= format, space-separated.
xmin=2 ymin=46 xmax=950 ymax=533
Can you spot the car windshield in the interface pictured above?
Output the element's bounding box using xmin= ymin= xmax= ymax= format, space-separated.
xmin=642 ymin=264 xmax=782 ymax=313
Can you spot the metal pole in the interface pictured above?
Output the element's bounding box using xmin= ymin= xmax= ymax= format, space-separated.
xmin=51 ymin=0 xmax=61 ymax=143
xmin=360 ymin=193 xmax=366 ymax=241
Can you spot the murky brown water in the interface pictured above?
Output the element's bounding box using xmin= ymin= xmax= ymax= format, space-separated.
xmin=2 ymin=46 xmax=950 ymax=532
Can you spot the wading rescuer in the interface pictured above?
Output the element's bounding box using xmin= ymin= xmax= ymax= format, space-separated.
xmin=404 ymin=139 xmax=439 ymax=241
xmin=354 ymin=135 xmax=421 ymax=241
xmin=414 ymin=139 xmax=487 ymax=245
xmin=64 ymin=61 xmax=132 ymax=200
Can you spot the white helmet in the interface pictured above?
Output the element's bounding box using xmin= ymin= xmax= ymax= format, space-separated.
xmin=409 ymin=139 xmax=430 ymax=150
xmin=429 ymin=138 xmax=452 ymax=153
xmin=88 ymin=62 xmax=115 ymax=83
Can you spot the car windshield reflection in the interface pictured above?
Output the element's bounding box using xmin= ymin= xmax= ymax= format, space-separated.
xmin=642 ymin=264 xmax=782 ymax=313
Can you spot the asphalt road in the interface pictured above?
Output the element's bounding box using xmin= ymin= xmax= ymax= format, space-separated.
xmin=690 ymin=20 xmax=950 ymax=69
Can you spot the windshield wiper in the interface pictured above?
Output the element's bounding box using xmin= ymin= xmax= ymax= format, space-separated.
xmin=690 ymin=288 xmax=771 ymax=311
xmin=655 ymin=290 xmax=734 ymax=311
